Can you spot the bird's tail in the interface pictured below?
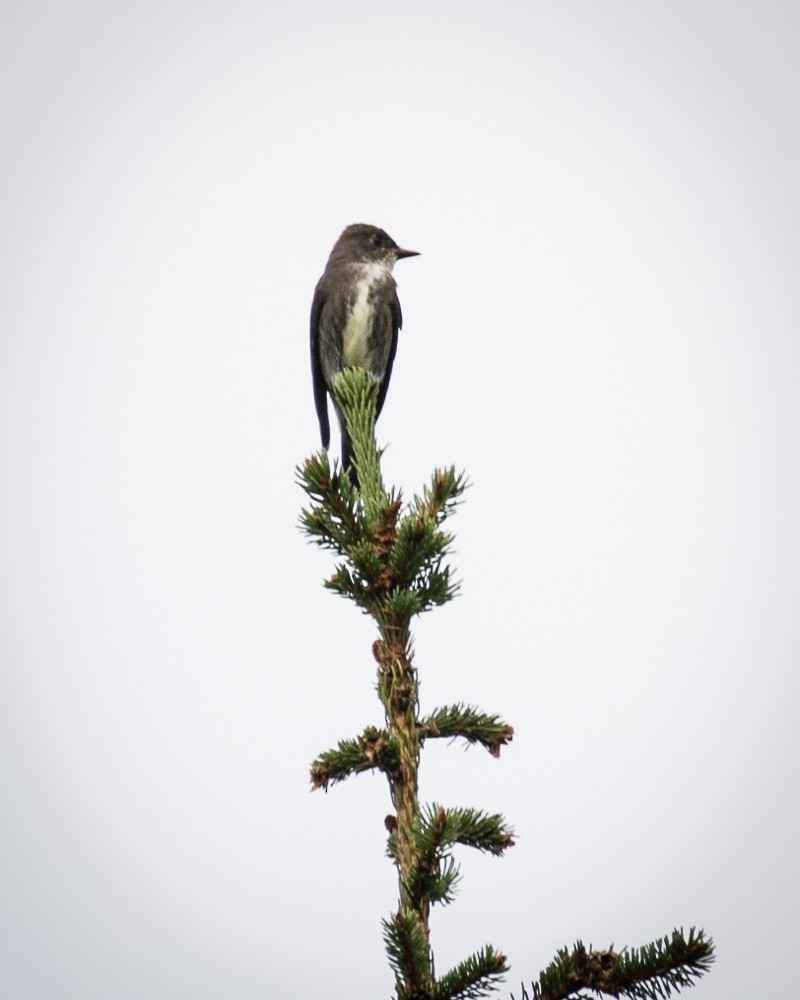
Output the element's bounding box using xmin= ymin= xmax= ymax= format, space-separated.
xmin=341 ymin=429 xmax=359 ymax=489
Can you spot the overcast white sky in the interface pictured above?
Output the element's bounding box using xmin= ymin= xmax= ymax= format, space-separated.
xmin=2 ymin=2 xmax=799 ymax=998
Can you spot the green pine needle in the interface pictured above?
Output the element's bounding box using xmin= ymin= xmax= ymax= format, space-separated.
xmin=513 ymin=928 xmax=714 ymax=1000
xmin=420 ymin=704 xmax=514 ymax=757
xmin=383 ymin=909 xmax=434 ymax=997
xmin=420 ymin=804 xmax=515 ymax=856
xmin=435 ymin=945 xmax=509 ymax=1000
xmin=310 ymin=727 xmax=400 ymax=790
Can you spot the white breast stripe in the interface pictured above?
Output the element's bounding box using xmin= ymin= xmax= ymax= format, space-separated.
xmin=342 ymin=262 xmax=389 ymax=371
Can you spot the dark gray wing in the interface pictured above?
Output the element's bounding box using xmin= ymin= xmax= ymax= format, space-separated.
xmin=376 ymin=293 xmax=402 ymax=418
xmin=310 ymin=281 xmax=331 ymax=449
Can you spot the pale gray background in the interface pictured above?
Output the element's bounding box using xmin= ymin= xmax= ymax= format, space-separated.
xmin=2 ymin=2 xmax=798 ymax=998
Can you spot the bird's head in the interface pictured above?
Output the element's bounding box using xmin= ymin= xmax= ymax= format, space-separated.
xmin=329 ymin=223 xmax=419 ymax=269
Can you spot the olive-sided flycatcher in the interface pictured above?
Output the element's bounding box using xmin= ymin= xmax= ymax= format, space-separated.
xmin=310 ymin=223 xmax=419 ymax=480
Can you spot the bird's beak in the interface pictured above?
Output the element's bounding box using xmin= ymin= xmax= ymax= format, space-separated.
xmin=395 ymin=247 xmax=420 ymax=260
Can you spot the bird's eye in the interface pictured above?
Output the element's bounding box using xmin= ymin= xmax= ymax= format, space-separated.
xmin=371 ymin=233 xmax=383 ymax=247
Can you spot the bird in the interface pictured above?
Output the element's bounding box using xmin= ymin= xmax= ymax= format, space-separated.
xmin=310 ymin=223 xmax=419 ymax=483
